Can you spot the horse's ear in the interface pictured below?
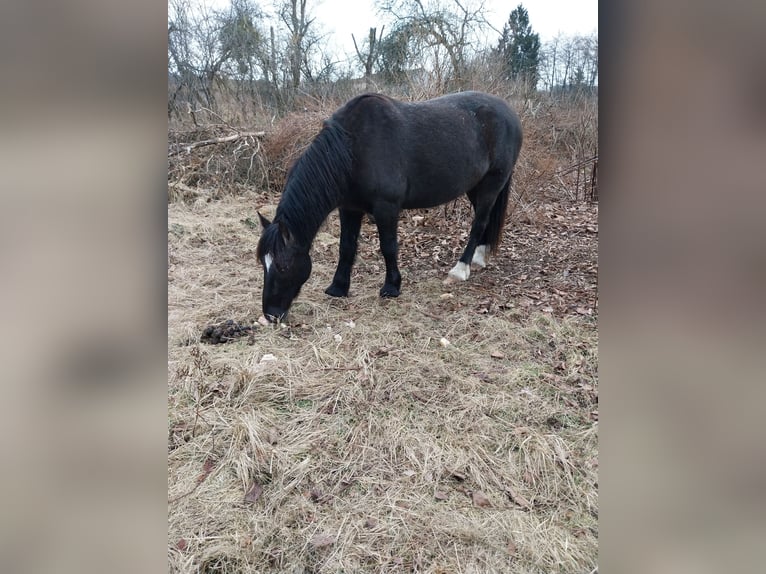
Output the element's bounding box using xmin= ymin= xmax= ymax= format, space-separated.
xmin=257 ymin=212 xmax=271 ymax=230
xmin=277 ymin=220 xmax=293 ymax=244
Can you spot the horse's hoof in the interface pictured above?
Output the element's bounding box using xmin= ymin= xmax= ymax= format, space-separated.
xmin=445 ymin=262 xmax=470 ymax=283
xmin=379 ymin=285 xmax=400 ymax=298
xmin=325 ymin=284 xmax=349 ymax=297
xmin=471 ymin=245 xmax=488 ymax=268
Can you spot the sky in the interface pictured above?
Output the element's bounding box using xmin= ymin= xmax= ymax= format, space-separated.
xmin=313 ymin=0 xmax=598 ymax=56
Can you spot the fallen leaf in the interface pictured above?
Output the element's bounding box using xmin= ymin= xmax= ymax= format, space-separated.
xmin=197 ymin=458 xmax=215 ymax=484
xmin=507 ymin=540 xmax=517 ymax=557
xmin=175 ymin=538 xmax=187 ymax=551
xmin=364 ymin=517 xmax=377 ymax=529
xmin=505 ymin=486 xmax=532 ymax=509
xmin=309 ymin=487 xmax=324 ymax=502
xmin=434 ymin=490 xmax=449 ymax=501
xmin=552 ymin=441 xmax=570 ymax=467
xmin=490 ymin=350 xmax=505 ymax=359
xmin=471 ymin=490 xmax=491 ymax=508
xmin=244 ymin=482 xmax=263 ymax=504
xmin=373 ymin=345 xmax=394 ymax=357
xmin=310 ymin=533 xmax=335 ymax=548
xmin=450 ymin=470 xmax=467 ymax=482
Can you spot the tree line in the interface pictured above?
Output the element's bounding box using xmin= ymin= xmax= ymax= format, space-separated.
xmin=168 ymin=0 xmax=598 ymax=118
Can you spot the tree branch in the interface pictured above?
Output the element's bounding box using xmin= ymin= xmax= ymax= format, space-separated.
xmin=168 ymin=130 xmax=266 ymax=156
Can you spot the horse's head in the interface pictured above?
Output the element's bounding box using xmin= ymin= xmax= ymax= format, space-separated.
xmin=256 ymin=213 xmax=312 ymax=323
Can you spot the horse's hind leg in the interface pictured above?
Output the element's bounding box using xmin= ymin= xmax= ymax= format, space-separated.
xmin=446 ymin=172 xmax=507 ymax=283
xmin=465 ymin=194 xmax=490 ymax=270
xmin=372 ymin=203 xmax=402 ymax=297
xmin=325 ymin=208 xmax=363 ymax=297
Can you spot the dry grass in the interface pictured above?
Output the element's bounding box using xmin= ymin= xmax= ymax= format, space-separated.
xmin=168 ymin=194 xmax=598 ymax=573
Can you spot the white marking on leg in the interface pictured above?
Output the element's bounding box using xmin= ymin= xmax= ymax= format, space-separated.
xmin=264 ymin=253 xmax=273 ymax=272
xmin=472 ymin=245 xmax=488 ymax=268
xmin=447 ymin=261 xmax=471 ymax=282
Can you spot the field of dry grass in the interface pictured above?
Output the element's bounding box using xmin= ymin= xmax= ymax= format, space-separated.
xmin=168 ymin=178 xmax=598 ymax=571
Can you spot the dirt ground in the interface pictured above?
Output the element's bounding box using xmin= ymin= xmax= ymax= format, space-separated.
xmin=168 ymin=188 xmax=598 ymax=572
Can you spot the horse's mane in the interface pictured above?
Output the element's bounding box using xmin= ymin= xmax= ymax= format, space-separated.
xmin=273 ymin=120 xmax=353 ymax=247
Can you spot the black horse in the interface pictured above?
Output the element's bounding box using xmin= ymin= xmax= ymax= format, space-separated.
xmin=257 ymin=91 xmax=522 ymax=322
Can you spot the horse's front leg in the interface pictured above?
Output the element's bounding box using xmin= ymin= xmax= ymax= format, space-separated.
xmin=373 ymin=204 xmax=402 ymax=297
xmin=325 ymin=208 xmax=363 ymax=297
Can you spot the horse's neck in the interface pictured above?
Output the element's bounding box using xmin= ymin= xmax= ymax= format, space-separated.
xmin=276 ymin=190 xmax=338 ymax=249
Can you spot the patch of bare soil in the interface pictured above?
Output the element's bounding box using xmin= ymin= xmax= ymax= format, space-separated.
xmin=168 ymin=193 xmax=598 ymax=573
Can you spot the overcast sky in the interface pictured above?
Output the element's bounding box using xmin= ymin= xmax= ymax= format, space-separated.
xmin=314 ymin=0 xmax=598 ymax=55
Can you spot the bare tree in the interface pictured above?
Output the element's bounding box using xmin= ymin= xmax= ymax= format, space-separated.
xmin=168 ymin=0 xmax=223 ymax=114
xmin=277 ymin=0 xmax=315 ymax=90
xmin=539 ymin=33 xmax=598 ymax=95
xmin=352 ymin=27 xmax=385 ymax=90
xmin=168 ymin=0 xmax=261 ymax=117
xmin=377 ymin=0 xmax=489 ymax=89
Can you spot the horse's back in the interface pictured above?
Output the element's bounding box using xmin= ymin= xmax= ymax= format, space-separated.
xmin=421 ymin=91 xmax=522 ymax=163
xmin=332 ymin=92 xmax=522 ymax=209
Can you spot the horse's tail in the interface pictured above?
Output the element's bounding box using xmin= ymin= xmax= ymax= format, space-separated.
xmin=485 ymin=172 xmax=513 ymax=254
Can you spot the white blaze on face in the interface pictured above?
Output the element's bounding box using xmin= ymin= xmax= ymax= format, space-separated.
xmin=472 ymin=244 xmax=488 ymax=268
xmin=264 ymin=253 xmax=273 ymax=273
xmin=448 ymin=261 xmax=471 ymax=281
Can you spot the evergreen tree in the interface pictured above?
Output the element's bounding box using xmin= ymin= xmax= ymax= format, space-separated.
xmin=496 ymin=4 xmax=541 ymax=87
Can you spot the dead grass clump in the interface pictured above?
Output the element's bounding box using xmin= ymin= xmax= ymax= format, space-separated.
xmin=260 ymin=109 xmax=332 ymax=194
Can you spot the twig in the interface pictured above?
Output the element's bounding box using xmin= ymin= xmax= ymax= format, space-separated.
xmin=557 ymin=155 xmax=598 ymax=178
xmin=320 ymin=366 xmax=362 ymax=371
xmin=168 ymin=131 xmax=266 ymax=156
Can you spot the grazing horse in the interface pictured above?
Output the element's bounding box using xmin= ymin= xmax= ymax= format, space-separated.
xmin=257 ymin=91 xmax=522 ymax=322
